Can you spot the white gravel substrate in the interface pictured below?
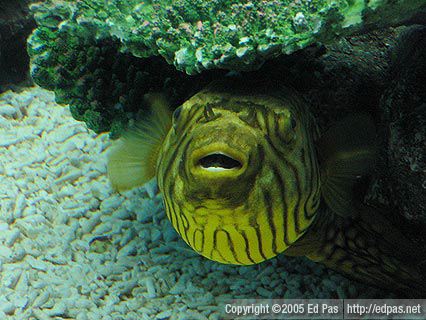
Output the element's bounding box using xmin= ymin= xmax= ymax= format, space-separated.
xmin=0 ymin=86 xmax=387 ymax=320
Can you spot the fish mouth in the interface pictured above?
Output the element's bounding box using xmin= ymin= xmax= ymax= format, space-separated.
xmin=198 ymin=152 xmax=243 ymax=172
xmin=191 ymin=144 xmax=247 ymax=175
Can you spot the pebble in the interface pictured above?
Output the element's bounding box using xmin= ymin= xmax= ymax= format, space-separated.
xmin=89 ymin=180 xmax=111 ymax=200
xmin=181 ymin=310 xmax=208 ymax=320
xmin=32 ymin=309 xmax=52 ymax=320
xmin=13 ymin=295 xmax=28 ymax=309
xmin=93 ymin=221 xmax=112 ymax=235
xmin=4 ymin=269 xmax=22 ymax=289
xmin=45 ymin=301 xmax=67 ymax=317
xmin=26 ymin=256 xmax=49 ymax=272
xmin=145 ymin=278 xmax=157 ymax=298
xmin=0 ymin=115 xmax=11 ymax=127
xmin=54 ymin=170 xmax=82 ymax=184
xmin=80 ymin=212 xmax=102 ymax=233
xmin=0 ymin=245 xmax=13 ymax=259
xmin=0 ymin=301 xmax=15 ymax=315
xmin=117 ymin=241 xmax=137 ymax=258
xmin=0 ymin=86 xmax=380 ymax=320
xmin=10 ymin=246 xmax=26 ymax=262
xmin=119 ymin=228 xmax=136 ymax=246
xmin=0 ymin=103 xmax=17 ymax=117
xmin=75 ymin=299 xmax=96 ymax=310
xmin=156 ymin=310 xmax=172 ymax=319
xmin=15 ymin=270 xmax=29 ymax=292
xmin=256 ymin=287 xmax=272 ymax=298
xmin=0 ymin=137 xmax=20 ymax=147
xmin=101 ymin=194 xmax=124 ymax=212
xmin=54 ymin=124 xmax=84 ymax=143
xmin=33 ymin=291 xmax=50 ymax=308
xmin=151 ymin=228 xmax=162 ymax=242
xmin=162 ymin=226 xmax=177 ymax=242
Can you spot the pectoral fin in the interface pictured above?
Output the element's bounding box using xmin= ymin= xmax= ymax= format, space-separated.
xmin=318 ymin=114 xmax=378 ymax=218
xmin=107 ymin=93 xmax=172 ymax=192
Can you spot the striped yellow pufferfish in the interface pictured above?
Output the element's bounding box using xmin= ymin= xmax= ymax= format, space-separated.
xmin=108 ymin=80 xmax=425 ymax=296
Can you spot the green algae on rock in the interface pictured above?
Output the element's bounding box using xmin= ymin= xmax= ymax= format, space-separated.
xmin=27 ymin=1 xmax=222 ymax=137
xmin=27 ymin=0 xmax=425 ymax=135
xmin=29 ymin=0 xmax=425 ymax=74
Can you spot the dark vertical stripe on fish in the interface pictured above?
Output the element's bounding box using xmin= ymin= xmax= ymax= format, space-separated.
xmin=238 ymin=227 xmax=258 ymax=264
xmin=269 ymin=163 xmax=291 ymax=247
xmin=262 ymin=190 xmax=278 ymax=255
xmin=264 ymin=135 xmax=302 ymax=238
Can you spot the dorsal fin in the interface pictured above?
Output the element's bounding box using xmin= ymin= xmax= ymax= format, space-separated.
xmin=318 ymin=114 xmax=378 ymax=218
xmin=107 ymin=93 xmax=172 ymax=192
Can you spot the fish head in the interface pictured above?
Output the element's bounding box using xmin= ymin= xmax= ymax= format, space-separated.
xmin=156 ymin=82 xmax=321 ymax=265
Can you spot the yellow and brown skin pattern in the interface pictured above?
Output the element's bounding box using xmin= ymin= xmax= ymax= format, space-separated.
xmin=155 ymin=81 xmax=425 ymax=296
xmin=157 ymin=82 xmax=321 ymax=265
xmin=288 ymin=206 xmax=426 ymax=297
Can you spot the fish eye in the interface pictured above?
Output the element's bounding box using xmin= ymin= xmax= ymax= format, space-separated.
xmin=173 ymin=106 xmax=182 ymax=122
xmin=200 ymin=104 xmax=222 ymax=123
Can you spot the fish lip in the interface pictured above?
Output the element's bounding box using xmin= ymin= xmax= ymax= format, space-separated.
xmin=191 ymin=143 xmax=247 ymax=176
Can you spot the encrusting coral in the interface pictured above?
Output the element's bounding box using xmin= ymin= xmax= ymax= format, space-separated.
xmin=27 ymin=0 xmax=425 ymax=136
xmin=29 ymin=0 xmax=426 ymax=73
